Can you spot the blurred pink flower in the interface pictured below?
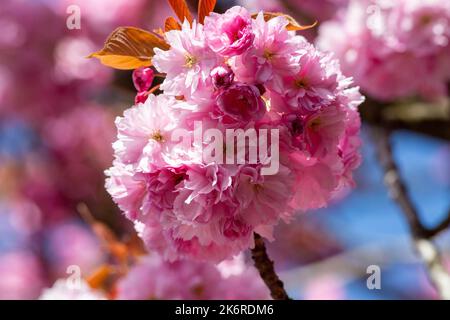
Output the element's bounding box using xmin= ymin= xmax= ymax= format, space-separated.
xmin=0 ymin=251 xmax=45 ymax=300
xmin=44 ymin=223 xmax=106 ymax=277
xmin=54 ymin=36 xmax=111 ymax=83
xmin=53 ymin=0 xmax=146 ymax=28
xmin=303 ymin=275 xmax=346 ymax=300
xmin=317 ymin=0 xmax=450 ymax=101
xmin=116 ymin=254 xmax=269 ymax=300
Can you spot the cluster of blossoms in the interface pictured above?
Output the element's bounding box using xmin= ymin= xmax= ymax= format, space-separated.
xmin=317 ymin=0 xmax=450 ymax=101
xmin=106 ymin=6 xmax=363 ymax=262
xmin=116 ymin=254 xmax=269 ymax=300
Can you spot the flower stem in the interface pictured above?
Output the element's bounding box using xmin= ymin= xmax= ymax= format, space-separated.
xmin=251 ymin=233 xmax=291 ymax=300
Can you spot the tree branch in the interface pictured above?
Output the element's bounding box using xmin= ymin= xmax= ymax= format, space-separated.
xmin=423 ymin=208 xmax=450 ymax=238
xmin=251 ymin=233 xmax=291 ymax=300
xmin=371 ymin=126 xmax=450 ymax=299
xmin=361 ymin=97 xmax=450 ymax=140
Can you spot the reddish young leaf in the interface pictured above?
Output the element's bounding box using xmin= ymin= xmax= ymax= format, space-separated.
xmin=167 ymin=0 xmax=193 ymax=24
xmin=87 ymin=265 xmax=115 ymax=289
xmin=198 ymin=0 xmax=216 ymax=24
xmin=165 ymin=16 xmax=182 ymax=32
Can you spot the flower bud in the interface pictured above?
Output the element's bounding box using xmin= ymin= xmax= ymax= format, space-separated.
xmin=211 ymin=66 xmax=235 ymax=89
xmin=132 ymin=67 xmax=154 ymax=93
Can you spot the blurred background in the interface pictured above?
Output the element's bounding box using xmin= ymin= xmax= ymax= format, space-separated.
xmin=0 ymin=0 xmax=448 ymax=299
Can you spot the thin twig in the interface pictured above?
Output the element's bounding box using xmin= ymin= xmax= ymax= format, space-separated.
xmin=281 ymin=238 xmax=450 ymax=292
xmin=146 ymin=84 xmax=161 ymax=95
xmin=251 ymin=233 xmax=291 ymax=300
xmin=371 ymin=126 xmax=450 ymax=299
xmin=423 ymin=209 xmax=450 ymax=238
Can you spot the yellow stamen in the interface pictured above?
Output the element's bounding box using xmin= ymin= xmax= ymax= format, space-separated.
xmin=150 ymin=130 xmax=164 ymax=142
xmin=185 ymin=55 xmax=197 ymax=68
xmin=263 ymin=49 xmax=275 ymax=60
xmin=420 ymin=14 xmax=432 ymax=25
xmin=309 ymin=118 xmax=321 ymax=130
xmin=192 ymin=285 xmax=204 ymax=297
xmin=254 ymin=184 xmax=264 ymax=193
xmin=295 ymin=78 xmax=308 ymax=88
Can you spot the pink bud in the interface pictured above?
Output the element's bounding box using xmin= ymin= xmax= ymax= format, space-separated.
xmin=132 ymin=67 xmax=154 ymax=92
xmin=135 ymin=91 xmax=148 ymax=104
xmin=211 ymin=66 xmax=235 ymax=89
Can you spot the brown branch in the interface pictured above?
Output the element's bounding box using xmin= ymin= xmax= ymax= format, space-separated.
xmin=371 ymin=126 xmax=450 ymax=299
xmin=423 ymin=208 xmax=450 ymax=238
xmin=371 ymin=127 xmax=450 ymax=239
xmin=372 ymin=127 xmax=429 ymax=238
xmin=361 ymin=97 xmax=450 ymax=140
xmin=251 ymin=233 xmax=291 ymax=300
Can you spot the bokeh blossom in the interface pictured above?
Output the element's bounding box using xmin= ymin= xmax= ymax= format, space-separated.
xmin=0 ymin=251 xmax=45 ymax=299
xmin=317 ymin=0 xmax=450 ymax=101
xmin=116 ymin=254 xmax=269 ymax=300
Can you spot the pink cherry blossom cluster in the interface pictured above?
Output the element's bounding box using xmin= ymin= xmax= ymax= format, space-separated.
xmin=116 ymin=254 xmax=269 ymax=300
xmin=106 ymin=6 xmax=364 ymax=262
xmin=317 ymin=0 xmax=450 ymax=101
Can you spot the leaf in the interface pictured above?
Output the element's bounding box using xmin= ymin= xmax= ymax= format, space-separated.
xmin=198 ymin=0 xmax=216 ymax=24
xmin=87 ymin=265 xmax=115 ymax=289
xmin=77 ymin=203 xmax=132 ymax=263
xmin=165 ymin=16 xmax=182 ymax=32
xmin=88 ymin=27 xmax=170 ymax=70
xmin=125 ymin=233 xmax=148 ymax=257
xmin=252 ymin=12 xmax=317 ymax=31
xmin=167 ymin=0 xmax=193 ymax=24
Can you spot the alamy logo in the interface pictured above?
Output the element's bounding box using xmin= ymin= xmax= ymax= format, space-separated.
xmin=66 ymin=265 xmax=82 ymax=290
xmin=366 ymin=265 xmax=381 ymax=290
xmin=171 ymin=121 xmax=280 ymax=175
xmin=66 ymin=5 xmax=81 ymax=30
